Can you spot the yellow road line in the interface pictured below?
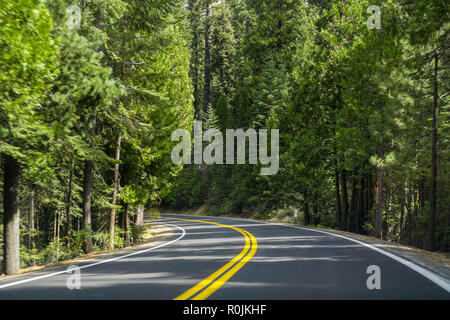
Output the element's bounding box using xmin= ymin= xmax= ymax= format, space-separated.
xmin=162 ymin=217 xmax=257 ymax=300
xmin=192 ymin=229 xmax=257 ymax=300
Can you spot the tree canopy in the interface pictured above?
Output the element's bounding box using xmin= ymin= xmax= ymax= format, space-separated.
xmin=0 ymin=0 xmax=448 ymax=274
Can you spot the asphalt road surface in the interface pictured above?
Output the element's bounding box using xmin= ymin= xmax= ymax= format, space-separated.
xmin=0 ymin=213 xmax=449 ymax=300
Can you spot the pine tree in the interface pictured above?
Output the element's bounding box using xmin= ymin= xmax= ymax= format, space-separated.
xmin=0 ymin=0 xmax=58 ymax=274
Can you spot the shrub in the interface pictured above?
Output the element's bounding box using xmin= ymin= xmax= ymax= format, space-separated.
xmin=130 ymin=224 xmax=148 ymax=243
xmin=92 ymin=231 xmax=110 ymax=251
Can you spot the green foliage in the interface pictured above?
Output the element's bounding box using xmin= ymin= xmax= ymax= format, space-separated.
xmin=0 ymin=0 xmax=58 ymax=163
xmin=1 ymin=0 xmax=449 ymax=277
xmin=0 ymin=0 xmax=196 ymax=273
xmin=170 ymin=0 xmax=450 ymax=252
xmin=130 ymin=224 xmax=148 ymax=243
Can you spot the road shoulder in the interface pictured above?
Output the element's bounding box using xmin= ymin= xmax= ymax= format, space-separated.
xmin=0 ymin=222 xmax=178 ymax=281
xmin=162 ymin=209 xmax=450 ymax=282
xmin=262 ymin=216 xmax=450 ymax=281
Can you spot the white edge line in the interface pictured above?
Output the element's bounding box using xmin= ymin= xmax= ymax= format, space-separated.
xmin=164 ymin=213 xmax=450 ymax=293
xmin=0 ymin=222 xmax=186 ymax=290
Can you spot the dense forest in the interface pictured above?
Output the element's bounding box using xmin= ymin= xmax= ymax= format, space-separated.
xmin=170 ymin=0 xmax=449 ymax=251
xmin=0 ymin=0 xmax=449 ymax=275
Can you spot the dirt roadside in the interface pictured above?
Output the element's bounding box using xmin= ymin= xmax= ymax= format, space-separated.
xmin=267 ymin=216 xmax=450 ymax=281
xmin=163 ymin=208 xmax=450 ymax=281
xmin=0 ymin=222 xmax=176 ymax=280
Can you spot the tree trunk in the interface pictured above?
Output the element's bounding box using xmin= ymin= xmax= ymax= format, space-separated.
xmin=136 ymin=205 xmax=144 ymax=226
xmin=349 ymin=177 xmax=358 ymax=232
xmin=368 ymin=170 xmax=374 ymax=215
xmin=203 ymin=0 xmax=211 ymax=113
xmin=356 ymin=177 xmax=363 ymax=234
xmin=109 ymin=133 xmax=121 ymax=250
xmin=66 ymin=160 xmax=74 ymax=237
xmin=42 ymin=204 xmax=51 ymax=244
xmin=364 ymin=174 xmax=370 ymax=234
xmin=445 ymin=205 xmax=449 ymax=252
xmin=340 ymin=169 xmax=349 ymax=230
xmin=122 ymin=204 xmax=130 ymax=243
xmin=303 ymin=191 xmax=310 ymax=225
xmin=57 ymin=210 xmax=60 ymax=242
xmin=28 ymin=185 xmax=35 ymax=250
xmin=82 ymin=116 xmax=96 ymax=254
xmin=374 ymin=165 xmax=384 ymax=239
xmin=188 ymin=0 xmax=201 ymax=118
xmin=193 ymin=31 xmax=200 ymax=118
xmin=3 ymin=154 xmax=21 ymax=275
xmin=334 ymin=167 xmax=342 ymax=227
xmin=82 ymin=159 xmax=94 ymax=254
xmin=56 ymin=211 xmax=60 ymax=261
xmin=406 ymin=183 xmax=413 ymax=245
xmin=428 ymin=53 xmax=439 ymax=252
xmin=53 ymin=210 xmax=57 ymax=243
xmin=399 ymin=182 xmax=406 ymax=243
xmin=312 ymin=192 xmax=319 ymax=225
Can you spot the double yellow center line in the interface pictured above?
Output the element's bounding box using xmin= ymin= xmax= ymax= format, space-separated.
xmin=163 ymin=217 xmax=257 ymax=300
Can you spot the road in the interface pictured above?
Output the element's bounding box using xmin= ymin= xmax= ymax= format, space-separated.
xmin=0 ymin=213 xmax=449 ymax=300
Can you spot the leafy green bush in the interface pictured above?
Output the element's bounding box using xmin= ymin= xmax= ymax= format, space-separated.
xmin=130 ymin=224 xmax=148 ymax=243
xmin=38 ymin=239 xmax=74 ymax=263
xmin=19 ymin=238 xmax=84 ymax=268
xmin=20 ymin=246 xmax=40 ymax=268
xmin=276 ymin=209 xmax=288 ymax=220
xmin=207 ymin=205 xmax=224 ymax=216
xmin=113 ymin=227 xmax=125 ymax=249
xmin=92 ymin=231 xmax=110 ymax=251
xmin=364 ymin=222 xmax=375 ymax=236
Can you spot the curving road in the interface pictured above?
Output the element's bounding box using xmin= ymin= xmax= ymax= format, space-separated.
xmin=0 ymin=213 xmax=449 ymax=300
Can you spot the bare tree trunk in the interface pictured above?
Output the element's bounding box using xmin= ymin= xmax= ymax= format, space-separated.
xmin=406 ymin=183 xmax=413 ymax=245
xmin=82 ymin=159 xmax=94 ymax=254
xmin=28 ymin=185 xmax=35 ymax=250
xmin=122 ymin=204 xmax=130 ymax=244
xmin=57 ymin=210 xmax=60 ymax=241
xmin=335 ymin=167 xmax=342 ymax=228
xmin=203 ymin=0 xmax=211 ymax=113
xmin=368 ymin=170 xmax=374 ymax=214
xmin=313 ymin=192 xmax=319 ymax=225
xmin=399 ymin=182 xmax=406 ymax=243
xmin=66 ymin=160 xmax=74 ymax=237
xmin=188 ymin=0 xmax=201 ymax=118
xmin=109 ymin=133 xmax=121 ymax=250
xmin=2 ymin=154 xmax=21 ymax=275
xmin=428 ymin=53 xmax=439 ymax=252
xmin=53 ymin=210 xmax=57 ymax=243
xmin=193 ymin=32 xmax=200 ymax=118
xmin=55 ymin=210 xmax=60 ymax=261
xmin=356 ymin=177 xmax=363 ymax=234
xmin=375 ymin=165 xmax=384 ymax=239
xmin=136 ymin=205 xmax=144 ymax=226
xmin=35 ymin=197 xmax=39 ymax=243
xmin=303 ymin=190 xmax=310 ymax=225
xmin=364 ymin=174 xmax=371 ymax=233
xmin=385 ymin=175 xmax=391 ymax=240
xmin=349 ymin=177 xmax=358 ymax=232
xmin=445 ymin=205 xmax=449 ymax=252
xmin=82 ymin=117 xmax=96 ymax=254
xmin=340 ymin=170 xmax=349 ymax=230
